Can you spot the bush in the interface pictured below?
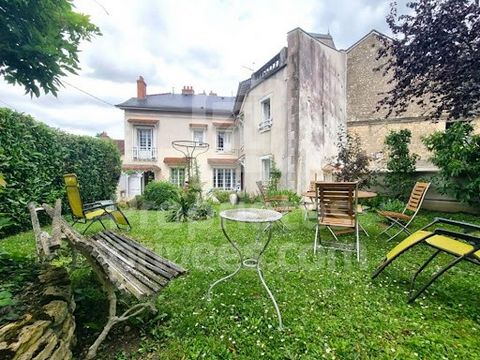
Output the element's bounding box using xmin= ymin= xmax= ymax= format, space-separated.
xmin=379 ymin=198 xmax=405 ymax=213
xmin=423 ymin=122 xmax=480 ymax=205
xmin=0 ymin=108 xmax=121 ymax=236
xmin=267 ymin=189 xmax=301 ymax=204
xmin=143 ymin=181 xmax=179 ymax=210
xmin=211 ymin=189 xmax=232 ymax=203
xmin=334 ymin=130 xmax=373 ymax=188
xmin=384 ymin=129 xmax=419 ymax=201
xmin=237 ymin=191 xmax=260 ymax=204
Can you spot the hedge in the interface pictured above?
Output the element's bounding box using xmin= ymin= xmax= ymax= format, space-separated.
xmin=0 ymin=108 xmax=121 ymax=236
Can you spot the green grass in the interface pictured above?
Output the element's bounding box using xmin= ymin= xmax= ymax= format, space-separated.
xmin=1 ymin=206 xmax=480 ymax=359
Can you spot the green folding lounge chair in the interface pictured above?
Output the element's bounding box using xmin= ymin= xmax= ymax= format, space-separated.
xmin=64 ymin=173 xmax=131 ymax=234
xmin=372 ymin=218 xmax=480 ymax=302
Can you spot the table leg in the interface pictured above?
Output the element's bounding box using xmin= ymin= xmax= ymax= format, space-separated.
xmin=256 ymin=223 xmax=283 ymax=330
xmin=207 ymin=217 xmax=243 ymax=300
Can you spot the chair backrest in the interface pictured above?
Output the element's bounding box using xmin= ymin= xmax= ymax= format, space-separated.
xmin=64 ymin=174 xmax=85 ymax=219
xmin=256 ymin=181 xmax=267 ymax=203
xmin=405 ymin=182 xmax=431 ymax=213
xmin=316 ymin=182 xmax=358 ymax=227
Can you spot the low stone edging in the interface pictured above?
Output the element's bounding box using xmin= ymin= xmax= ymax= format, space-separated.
xmin=0 ymin=265 xmax=75 ymax=360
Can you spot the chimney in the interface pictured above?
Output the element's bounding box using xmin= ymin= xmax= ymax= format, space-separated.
xmin=137 ymin=76 xmax=147 ymax=99
xmin=182 ymin=85 xmax=195 ymax=95
xmin=208 ymin=90 xmax=217 ymax=96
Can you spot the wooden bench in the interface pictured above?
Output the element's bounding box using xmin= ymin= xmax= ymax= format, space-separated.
xmin=29 ymin=201 xmax=186 ymax=359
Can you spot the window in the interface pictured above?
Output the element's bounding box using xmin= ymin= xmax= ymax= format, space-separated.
xmin=262 ymin=98 xmax=271 ymax=121
xmin=261 ymin=156 xmax=272 ymax=182
xmin=259 ymin=98 xmax=272 ymax=131
xmin=216 ymin=130 xmax=232 ymax=152
xmin=213 ymin=168 xmax=236 ymax=189
xmin=192 ymin=128 xmax=205 ymax=144
xmin=170 ymin=168 xmax=185 ymax=187
xmin=137 ymin=127 xmax=153 ymax=149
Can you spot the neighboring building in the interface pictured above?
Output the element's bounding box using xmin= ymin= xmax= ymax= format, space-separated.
xmin=116 ymin=77 xmax=237 ymax=198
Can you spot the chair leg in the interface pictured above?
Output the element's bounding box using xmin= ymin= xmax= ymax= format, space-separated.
xmin=408 ymin=250 xmax=440 ymax=302
xmin=378 ymin=222 xmax=395 ymax=237
xmin=359 ymin=223 xmax=369 ymax=237
xmin=386 ymin=225 xmax=410 ymax=242
xmin=371 ymin=258 xmax=390 ymax=279
xmin=408 ymin=252 xmax=465 ymax=303
xmin=356 ymin=223 xmax=360 ymax=262
xmin=314 ymin=224 xmax=319 ymax=255
xmin=82 ymin=220 xmax=95 ymax=235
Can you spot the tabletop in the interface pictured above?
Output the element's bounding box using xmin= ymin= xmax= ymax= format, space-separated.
xmin=220 ymin=208 xmax=282 ymax=223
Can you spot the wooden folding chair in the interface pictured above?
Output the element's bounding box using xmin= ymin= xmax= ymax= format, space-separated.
xmin=378 ymin=182 xmax=430 ymax=242
xmin=314 ymin=182 xmax=360 ymax=261
xmin=256 ymin=181 xmax=294 ymax=232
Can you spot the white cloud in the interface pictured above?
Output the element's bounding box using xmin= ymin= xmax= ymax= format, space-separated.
xmin=0 ymin=0 xmax=406 ymax=139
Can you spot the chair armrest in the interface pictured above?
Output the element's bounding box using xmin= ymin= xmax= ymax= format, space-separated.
xmin=84 ymin=200 xmax=117 ymax=211
xmin=431 ymin=217 xmax=480 ymax=233
xmin=434 ymin=228 xmax=480 ymax=246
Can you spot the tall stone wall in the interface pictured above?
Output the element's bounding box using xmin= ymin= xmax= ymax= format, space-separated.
xmin=288 ymin=28 xmax=346 ymax=193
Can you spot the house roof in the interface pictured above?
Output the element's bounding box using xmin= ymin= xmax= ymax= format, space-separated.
xmin=308 ymin=32 xmax=336 ymax=49
xmin=116 ymin=93 xmax=235 ymax=116
xmin=233 ymin=78 xmax=251 ymax=114
xmin=345 ymin=29 xmax=391 ymax=52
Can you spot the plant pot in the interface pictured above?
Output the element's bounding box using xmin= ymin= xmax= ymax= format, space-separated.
xmin=229 ymin=193 xmax=238 ymax=205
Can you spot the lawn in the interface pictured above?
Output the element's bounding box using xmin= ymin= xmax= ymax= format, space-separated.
xmin=1 ymin=206 xmax=479 ymax=359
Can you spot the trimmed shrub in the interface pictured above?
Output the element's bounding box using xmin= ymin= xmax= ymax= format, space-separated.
xmin=143 ymin=181 xmax=179 ymax=210
xmin=0 ymin=108 xmax=121 ymax=236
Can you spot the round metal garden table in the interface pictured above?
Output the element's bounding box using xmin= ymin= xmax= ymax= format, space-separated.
xmin=207 ymin=208 xmax=284 ymax=329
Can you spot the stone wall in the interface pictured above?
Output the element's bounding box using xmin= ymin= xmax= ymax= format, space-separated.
xmin=0 ymin=266 xmax=75 ymax=360
xmin=287 ymin=28 xmax=346 ymax=193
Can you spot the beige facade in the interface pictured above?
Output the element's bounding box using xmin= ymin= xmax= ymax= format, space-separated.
xmin=117 ymin=82 xmax=238 ymax=198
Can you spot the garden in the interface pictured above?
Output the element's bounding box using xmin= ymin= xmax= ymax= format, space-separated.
xmin=1 ymin=109 xmax=480 ymax=359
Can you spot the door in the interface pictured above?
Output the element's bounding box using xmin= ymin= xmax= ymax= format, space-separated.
xmin=128 ymin=173 xmax=143 ymax=197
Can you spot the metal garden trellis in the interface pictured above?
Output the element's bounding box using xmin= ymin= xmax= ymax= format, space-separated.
xmin=171 ymin=140 xmax=209 ymax=181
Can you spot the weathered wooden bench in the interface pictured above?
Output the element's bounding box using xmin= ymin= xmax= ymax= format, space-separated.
xmin=29 ymin=200 xmax=186 ymax=359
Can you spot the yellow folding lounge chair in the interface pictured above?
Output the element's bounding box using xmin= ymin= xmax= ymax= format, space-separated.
xmin=372 ymin=218 xmax=480 ymax=302
xmin=377 ymin=181 xmax=431 ymax=242
xmin=64 ymin=174 xmax=131 ymax=234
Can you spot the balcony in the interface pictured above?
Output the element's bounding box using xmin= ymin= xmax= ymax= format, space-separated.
xmin=258 ymin=119 xmax=272 ymax=132
xmin=132 ymin=147 xmax=157 ymax=161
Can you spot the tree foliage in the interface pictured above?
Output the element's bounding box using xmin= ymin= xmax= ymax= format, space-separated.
xmin=334 ymin=130 xmax=372 ymax=188
xmin=384 ymin=129 xmax=419 ymax=201
xmin=0 ymin=0 xmax=100 ymax=96
xmin=0 ymin=108 xmax=121 ymax=236
xmin=423 ymin=122 xmax=480 ymax=204
xmin=378 ymin=0 xmax=480 ymax=120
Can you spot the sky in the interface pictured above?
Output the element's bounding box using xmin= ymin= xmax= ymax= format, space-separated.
xmin=0 ymin=0 xmax=408 ymax=139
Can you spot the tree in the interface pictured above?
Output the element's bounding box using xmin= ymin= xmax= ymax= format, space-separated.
xmin=423 ymin=122 xmax=480 ymax=205
xmin=0 ymin=0 xmax=100 ymax=96
xmin=377 ymin=0 xmax=480 ymax=121
xmin=384 ymin=129 xmax=419 ymax=201
xmin=333 ymin=130 xmax=372 ymax=188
